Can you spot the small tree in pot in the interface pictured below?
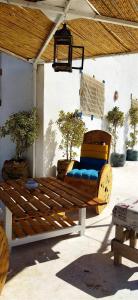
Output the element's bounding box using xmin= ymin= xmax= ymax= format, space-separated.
xmin=0 ymin=108 xmax=39 ymax=179
xmin=56 ymin=110 xmax=86 ymax=180
xmin=106 ymin=106 xmax=125 ymax=167
xmin=126 ymin=105 xmax=138 ymax=161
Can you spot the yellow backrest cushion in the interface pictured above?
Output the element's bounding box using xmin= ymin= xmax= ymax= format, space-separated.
xmin=81 ymin=144 xmax=108 ymax=160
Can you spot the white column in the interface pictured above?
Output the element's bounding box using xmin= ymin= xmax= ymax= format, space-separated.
xmin=4 ymin=207 xmax=12 ymax=248
xmin=35 ymin=64 xmax=45 ymax=177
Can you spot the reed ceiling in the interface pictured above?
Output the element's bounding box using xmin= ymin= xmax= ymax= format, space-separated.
xmin=0 ymin=1 xmax=138 ymax=62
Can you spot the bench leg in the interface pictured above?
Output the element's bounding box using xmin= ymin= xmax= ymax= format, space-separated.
xmin=79 ymin=208 xmax=86 ymax=236
xmin=113 ymin=225 xmax=124 ymax=265
xmin=130 ymin=230 xmax=137 ymax=248
xmin=4 ymin=207 xmax=12 ymax=250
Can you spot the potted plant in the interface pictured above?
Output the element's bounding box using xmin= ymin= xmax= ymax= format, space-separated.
xmin=56 ymin=110 xmax=86 ymax=180
xmin=126 ymin=105 xmax=138 ymax=161
xmin=0 ymin=108 xmax=39 ymax=180
xmin=106 ymin=106 xmax=125 ymax=167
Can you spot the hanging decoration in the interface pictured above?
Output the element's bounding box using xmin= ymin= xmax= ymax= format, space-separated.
xmin=52 ymin=23 xmax=84 ymax=72
xmin=80 ymin=73 xmax=105 ymax=118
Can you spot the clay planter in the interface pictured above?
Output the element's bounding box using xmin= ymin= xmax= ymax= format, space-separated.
xmin=2 ymin=159 xmax=30 ymax=180
xmin=57 ymin=159 xmax=75 ymax=181
xmin=110 ymin=153 xmax=126 ymax=167
xmin=126 ymin=149 xmax=138 ymax=161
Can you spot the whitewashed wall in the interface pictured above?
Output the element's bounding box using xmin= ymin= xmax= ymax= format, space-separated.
xmin=0 ymin=53 xmax=33 ymax=179
xmin=43 ymin=54 xmax=138 ymax=176
xmin=84 ymin=55 xmax=138 ymax=153
xmin=0 ymin=53 xmax=138 ymax=179
xmin=43 ymin=64 xmax=102 ymax=177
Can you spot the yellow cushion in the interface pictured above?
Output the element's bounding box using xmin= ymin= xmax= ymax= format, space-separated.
xmin=81 ymin=144 xmax=108 ymax=160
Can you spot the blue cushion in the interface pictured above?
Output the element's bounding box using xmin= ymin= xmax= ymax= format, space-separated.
xmin=80 ymin=157 xmax=107 ymax=171
xmin=67 ymin=169 xmax=99 ymax=180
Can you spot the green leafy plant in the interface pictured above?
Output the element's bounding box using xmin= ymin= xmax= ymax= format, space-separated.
xmin=0 ymin=108 xmax=39 ymax=160
xmin=106 ymin=106 xmax=124 ymax=152
xmin=56 ymin=110 xmax=87 ymax=160
xmin=126 ymin=105 xmax=138 ymax=149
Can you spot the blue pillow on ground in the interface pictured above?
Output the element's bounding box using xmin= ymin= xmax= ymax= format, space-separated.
xmin=67 ymin=169 xmax=99 ymax=180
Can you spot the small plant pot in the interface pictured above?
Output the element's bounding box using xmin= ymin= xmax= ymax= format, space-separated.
xmin=126 ymin=149 xmax=138 ymax=161
xmin=57 ymin=159 xmax=75 ymax=181
xmin=110 ymin=153 xmax=126 ymax=167
xmin=2 ymin=159 xmax=30 ymax=180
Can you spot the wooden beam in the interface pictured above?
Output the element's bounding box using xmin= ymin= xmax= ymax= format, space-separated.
xmin=1 ymin=0 xmax=138 ymax=29
xmin=0 ymin=0 xmax=66 ymax=15
xmin=112 ymin=240 xmax=138 ymax=264
xmin=92 ymin=51 xmax=138 ymax=59
xmin=34 ymin=0 xmax=73 ymax=65
xmin=0 ymin=46 xmax=30 ymax=63
xmin=92 ymin=14 xmax=138 ymax=29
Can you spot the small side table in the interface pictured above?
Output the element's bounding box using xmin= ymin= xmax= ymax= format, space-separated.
xmin=112 ymin=198 xmax=138 ymax=265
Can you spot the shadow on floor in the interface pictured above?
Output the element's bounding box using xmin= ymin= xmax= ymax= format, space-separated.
xmin=7 ymin=210 xmax=113 ymax=282
xmin=7 ymin=207 xmax=97 ymax=281
xmin=7 ymin=233 xmax=79 ymax=281
xmin=56 ymin=252 xmax=138 ymax=298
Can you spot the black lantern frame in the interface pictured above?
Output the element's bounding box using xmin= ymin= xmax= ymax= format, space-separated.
xmin=52 ymin=23 xmax=84 ymax=72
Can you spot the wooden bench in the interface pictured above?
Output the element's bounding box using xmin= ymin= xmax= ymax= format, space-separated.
xmin=0 ymin=177 xmax=106 ymax=249
xmin=112 ymin=198 xmax=138 ymax=265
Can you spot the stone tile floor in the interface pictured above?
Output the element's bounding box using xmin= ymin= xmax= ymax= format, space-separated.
xmin=1 ymin=162 xmax=138 ymax=300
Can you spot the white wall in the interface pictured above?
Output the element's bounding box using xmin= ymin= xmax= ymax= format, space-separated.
xmin=0 ymin=53 xmax=33 ymax=179
xmin=84 ymin=55 xmax=138 ymax=153
xmin=43 ymin=64 xmax=102 ymax=177
xmin=43 ymin=54 xmax=138 ymax=176
xmin=1 ymin=53 xmax=138 ymax=179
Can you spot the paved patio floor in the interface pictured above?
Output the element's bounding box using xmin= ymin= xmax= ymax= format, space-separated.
xmin=1 ymin=162 xmax=138 ymax=300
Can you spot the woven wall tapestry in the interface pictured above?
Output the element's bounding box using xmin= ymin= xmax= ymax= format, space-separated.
xmin=80 ymin=73 xmax=105 ymax=118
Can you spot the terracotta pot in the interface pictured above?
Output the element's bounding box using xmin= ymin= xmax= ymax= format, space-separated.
xmin=2 ymin=159 xmax=30 ymax=180
xmin=57 ymin=159 xmax=75 ymax=181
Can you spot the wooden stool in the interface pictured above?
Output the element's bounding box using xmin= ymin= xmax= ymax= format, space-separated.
xmin=0 ymin=225 xmax=9 ymax=294
xmin=111 ymin=198 xmax=138 ymax=265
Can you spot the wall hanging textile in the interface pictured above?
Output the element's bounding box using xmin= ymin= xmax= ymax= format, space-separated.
xmin=80 ymin=73 xmax=105 ymax=118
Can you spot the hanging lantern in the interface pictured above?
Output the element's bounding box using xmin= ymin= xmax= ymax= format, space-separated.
xmin=52 ymin=23 xmax=84 ymax=72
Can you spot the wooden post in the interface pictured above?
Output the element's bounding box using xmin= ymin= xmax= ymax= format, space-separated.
xmin=114 ymin=225 xmax=124 ymax=265
xmin=130 ymin=229 xmax=137 ymax=248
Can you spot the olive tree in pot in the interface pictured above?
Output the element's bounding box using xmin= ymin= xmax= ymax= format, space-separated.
xmin=126 ymin=105 xmax=138 ymax=161
xmin=106 ymin=106 xmax=125 ymax=167
xmin=0 ymin=108 xmax=39 ymax=180
xmin=56 ymin=110 xmax=86 ymax=180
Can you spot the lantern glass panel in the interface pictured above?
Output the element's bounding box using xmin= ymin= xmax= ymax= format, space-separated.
xmin=55 ymin=44 xmax=71 ymax=63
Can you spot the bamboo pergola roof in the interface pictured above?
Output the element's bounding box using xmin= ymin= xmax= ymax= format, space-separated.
xmin=0 ymin=0 xmax=138 ymax=63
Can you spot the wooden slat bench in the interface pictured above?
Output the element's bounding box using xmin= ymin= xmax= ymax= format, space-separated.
xmin=0 ymin=177 xmax=106 ymax=249
xmin=112 ymin=198 xmax=138 ymax=265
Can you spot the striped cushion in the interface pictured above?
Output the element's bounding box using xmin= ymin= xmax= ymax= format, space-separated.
xmin=81 ymin=144 xmax=108 ymax=160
